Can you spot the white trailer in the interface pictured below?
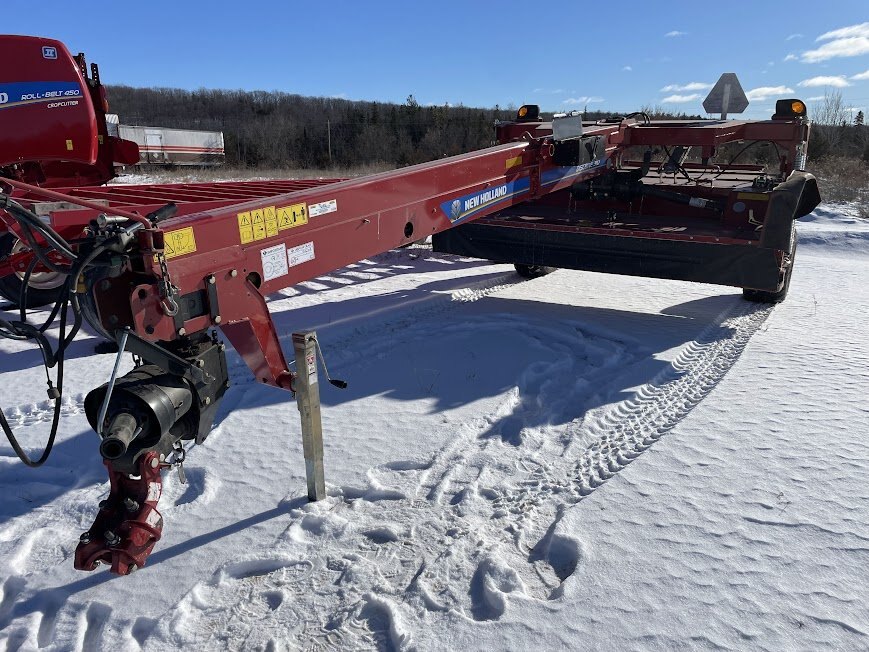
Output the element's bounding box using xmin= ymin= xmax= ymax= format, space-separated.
xmin=105 ymin=117 xmax=225 ymax=166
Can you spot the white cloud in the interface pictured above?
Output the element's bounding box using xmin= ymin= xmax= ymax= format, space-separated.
xmin=661 ymin=93 xmax=702 ymax=103
xmin=816 ymin=22 xmax=869 ymax=41
xmin=786 ymin=33 xmax=803 ymax=41
xmin=660 ymin=82 xmax=712 ymax=92
xmin=622 ymin=65 xmax=633 ymax=72
xmin=800 ymin=24 xmax=869 ymax=62
xmin=665 ymin=30 xmax=686 ymax=37
xmin=798 ymin=75 xmax=851 ymax=87
xmin=807 ymin=95 xmax=826 ymax=101
xmin=852 ymin=69 xmax=869 ymax=80
xmin=783 ymin=53 xmax=798 ymax=62
xmin=562 ymin=96 xmax=604 ymax=105
xmin=745 ymin=86 xmax=795 ymax=101
xmin=801 ymin=37 xmax=869 ymax=62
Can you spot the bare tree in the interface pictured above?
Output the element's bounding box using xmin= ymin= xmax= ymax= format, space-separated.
xmin=812 ymin=90 xmax=851 ymax=126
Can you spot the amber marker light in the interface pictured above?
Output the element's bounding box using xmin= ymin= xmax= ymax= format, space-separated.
xmin=516 ymin=105 xmax=540 ymax=122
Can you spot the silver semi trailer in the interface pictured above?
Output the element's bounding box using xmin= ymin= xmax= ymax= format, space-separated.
xmin=106 ymin=116 xmax=225 ymax=166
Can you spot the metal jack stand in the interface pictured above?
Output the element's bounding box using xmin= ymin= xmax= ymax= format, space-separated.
xmin=292 ymin=331 xmax=327 ymax=501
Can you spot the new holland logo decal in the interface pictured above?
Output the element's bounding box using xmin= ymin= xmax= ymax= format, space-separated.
xmin=440 ymin=177 xmax=531 ymax=224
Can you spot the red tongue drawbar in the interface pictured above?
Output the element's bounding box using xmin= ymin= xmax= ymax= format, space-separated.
xmin=74 ymin=452 xmax=164 ymax=575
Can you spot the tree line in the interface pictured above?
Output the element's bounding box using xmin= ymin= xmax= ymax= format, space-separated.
xmin=106 ymin=86 xmax=517 ymax=169
xmin=105 ymin=85 xmax=701 ymax=170
xmin=807 ymin=92 xmax=868 ymax=162
xmin=105 ymin=84 xmax=869 ymax=170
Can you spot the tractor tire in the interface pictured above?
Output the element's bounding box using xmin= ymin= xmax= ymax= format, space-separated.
xmin=0 ymin=234 xmax=66 ymax=309
xmin=743 ymin=228 xmax=797 ymax=304
xmin=515 ymin=264 xmax=557 ymax=279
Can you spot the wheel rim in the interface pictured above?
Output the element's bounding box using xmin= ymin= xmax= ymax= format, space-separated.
xmin=11 ymin=238 xmax=66 ymax=291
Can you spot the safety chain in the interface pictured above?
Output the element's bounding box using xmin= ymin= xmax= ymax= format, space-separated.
xmin=155 ymin=250 xmax=179 ymax=316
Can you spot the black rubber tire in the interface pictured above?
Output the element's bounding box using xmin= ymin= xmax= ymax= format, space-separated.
xmin=0 ymin=234 xmax=66 ymax=309
xmin=742 ymin=228 xmax=797 ymax=304
xmin=515 ymin=264 xmax=557 ymax=279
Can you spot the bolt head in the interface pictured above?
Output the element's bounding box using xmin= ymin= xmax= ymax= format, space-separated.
xmin=196 ymin=359 xmax=205 ymax=367
xmin=230 ymin=269 xmax=238 ymax=277
xmin=203 ymin=396 xmax=211 ymax=405
xmin=214 ymin=316 xmax=222 ymax=324
xmin=150 ymin=457 xmax=160 ymax=469
xmin=79 ymin=532 xmax=91 ymax=543
xmin=177 ymin=328 xmax=186 ymax=336
xmin=208 ymin=276 xmax=216 ymax=284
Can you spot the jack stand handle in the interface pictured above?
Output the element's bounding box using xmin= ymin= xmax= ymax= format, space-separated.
xmin=312 ymin=334 xmax=347 ymax=390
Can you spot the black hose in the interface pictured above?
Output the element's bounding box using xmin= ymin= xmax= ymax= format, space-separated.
xmin=0 ymin=288 xmax=69 ymax=467
xmin=16 ymin=222 xmax=73 ymax=275
xmin=0 ymin=191 xmax=138 ymax=467
xmin=2 ymin=199 xmax=78 ymax=261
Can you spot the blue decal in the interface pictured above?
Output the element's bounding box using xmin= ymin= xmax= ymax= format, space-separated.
xmin=0 ymin=81 xmax=82 ymax=110
xmin=541 ymin=158 xmax=608 ymax=187
xmin=42 ymin=46 xmax=58 ymax=59
xmin=440 ymin=177 xmax=531 ymax=224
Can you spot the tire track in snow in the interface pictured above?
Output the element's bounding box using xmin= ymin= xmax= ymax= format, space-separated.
xmin=143 ymin=297 xmax=772 ymax=650
xmin=487 ymin=299 xmax=775 ymax=600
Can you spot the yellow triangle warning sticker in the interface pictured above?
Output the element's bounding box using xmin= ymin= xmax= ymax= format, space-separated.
xmin=163 ymin=227 xmax=197 ymax=259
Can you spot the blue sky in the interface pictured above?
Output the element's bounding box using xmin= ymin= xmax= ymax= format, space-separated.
xmin=6 ymin=1 xmax=869 ymax=119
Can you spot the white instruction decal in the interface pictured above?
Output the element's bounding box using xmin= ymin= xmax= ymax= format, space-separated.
xmin=308 ymin=199 xmax=337 ymax=217
xmin=306 ymin=352 xmax=318 ymax=385
xmin=287 ymin=241 xmax=315 ymax=267
xmin=260 ymin=243 xmax=289 ymax=282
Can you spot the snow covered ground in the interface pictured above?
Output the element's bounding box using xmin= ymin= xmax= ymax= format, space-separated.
xmin=1 ymin=206 xmax=868 ymax=651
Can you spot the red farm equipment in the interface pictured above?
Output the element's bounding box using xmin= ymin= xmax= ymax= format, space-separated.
xmin=0 ymin=35 xmax=820 ymax=574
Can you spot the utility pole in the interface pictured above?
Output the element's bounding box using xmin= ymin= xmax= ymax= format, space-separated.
xmin=327 ymin=119 xmax=332 ymax=164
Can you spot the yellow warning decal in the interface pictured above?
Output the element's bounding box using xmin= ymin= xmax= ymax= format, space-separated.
xmin=277 ymin=203 xmax=308 ymax=231
xmin=237 ymin=211 xmax=254 ymax=244
xmin=163 ymin=227 xmax=197 ymax=259
xmin=264 ymin=205 xmax=278 ymax=237
xmin=736 ymin=192 xmax=770 ymax=202
xmin=251 ymin=208 xmax=266 ymax=241
xmin=506 ymin=155 xmax=522 ymax=170
xmin=238 ymin=203 xmax=307 ymax=244
xmin=65 ymin=139 xmax=74 ymax=151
